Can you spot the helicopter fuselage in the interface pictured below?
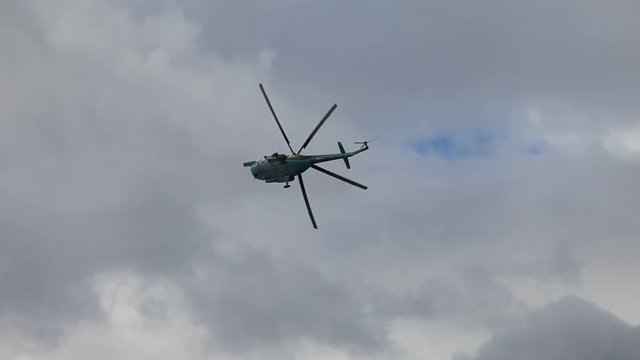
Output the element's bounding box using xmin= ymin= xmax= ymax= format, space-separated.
xmin=249 ymin=156 xmax=310 ymax=183
xmin=249 ymin=82 xmax=370 ymax=229
xmin=249 ymin=146 xmax=367 ymax=183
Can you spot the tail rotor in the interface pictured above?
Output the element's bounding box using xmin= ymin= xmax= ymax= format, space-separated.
xmin=354 ymin=137 xmax=376 ymax=148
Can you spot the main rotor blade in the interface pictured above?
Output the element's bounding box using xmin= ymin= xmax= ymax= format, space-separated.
xmin=259 ymin=84 xmax=295 ymax=154
xmin=297 ymin=104 xmax=337 ymax=154
xmin=310 ymin=165 xmax=368 ymax=190
xmin=297 ymin=174 xmax=318 ymax=229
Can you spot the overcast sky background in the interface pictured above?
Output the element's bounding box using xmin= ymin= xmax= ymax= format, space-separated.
xmin=1 ymin=1 xmax=640 ymax=359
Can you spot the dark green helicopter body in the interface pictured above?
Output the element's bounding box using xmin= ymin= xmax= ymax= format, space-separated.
xmin=243 ymin=84 xmax=370 ymax=229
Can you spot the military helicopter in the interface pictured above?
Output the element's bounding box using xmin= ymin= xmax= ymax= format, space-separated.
xmin=243 ymin=84 xmax=370 ymax=229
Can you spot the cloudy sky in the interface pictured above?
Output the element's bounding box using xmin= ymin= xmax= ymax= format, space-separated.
xmin=1 ymin=0 xmax=640 ymax=359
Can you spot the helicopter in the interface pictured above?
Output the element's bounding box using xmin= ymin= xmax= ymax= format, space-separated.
xmin=243 ymin=84 xmax=370 ymax=229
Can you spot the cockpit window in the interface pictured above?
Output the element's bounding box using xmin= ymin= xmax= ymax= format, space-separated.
xmin=262 ymin=153 xmax=287 ymax=163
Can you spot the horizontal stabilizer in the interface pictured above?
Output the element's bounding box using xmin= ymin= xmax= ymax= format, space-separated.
xmin=338 ymin=142 xmax=350 ymax=169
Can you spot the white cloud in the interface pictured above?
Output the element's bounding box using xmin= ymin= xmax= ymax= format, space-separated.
xmin=0 ymin=273 xmax=209 ymax=360
xmin=604 ymin=126 xmax=640 ymax=158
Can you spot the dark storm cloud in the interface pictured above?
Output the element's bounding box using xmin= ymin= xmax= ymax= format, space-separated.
xmin=470 ymin=296 xmax=640 ymax=360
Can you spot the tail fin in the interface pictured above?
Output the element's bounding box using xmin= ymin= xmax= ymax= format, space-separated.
xmin=338 ymin=142 xmax=351 ymax=169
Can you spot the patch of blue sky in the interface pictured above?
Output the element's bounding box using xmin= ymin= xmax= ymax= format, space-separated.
xmin=412 ymin=130 xmax=497 ymax=160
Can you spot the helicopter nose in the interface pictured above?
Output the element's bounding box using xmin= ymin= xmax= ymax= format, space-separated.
xmin=250 ymin=165 xmax=261 ymax=179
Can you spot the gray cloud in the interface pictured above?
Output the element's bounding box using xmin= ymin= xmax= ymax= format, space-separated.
xmin=180 ymin=0 xmax=640 ymax=129
xmin=1 ymin=0 xmax=640 ymax=358
xmin=470 ymin=296 xmax=640 ymax=360
xmin=184 ymin=250 xmax=388 ymax=353
xmin=374 ymin=263 xmax=516 ymax=328
xmin=0 ymin=2 xmax=387 ymax=354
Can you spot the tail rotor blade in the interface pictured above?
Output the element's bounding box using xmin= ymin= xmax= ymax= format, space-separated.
xmin=259 ymin=84 xmax=295 ymax=154
xmin=297 ymin=174 xmax=318 ymax=229
xmin=297 ymin=104 xmax=337 ymax=154
xmin=310 ymin=165 xmax=368 ymax=190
